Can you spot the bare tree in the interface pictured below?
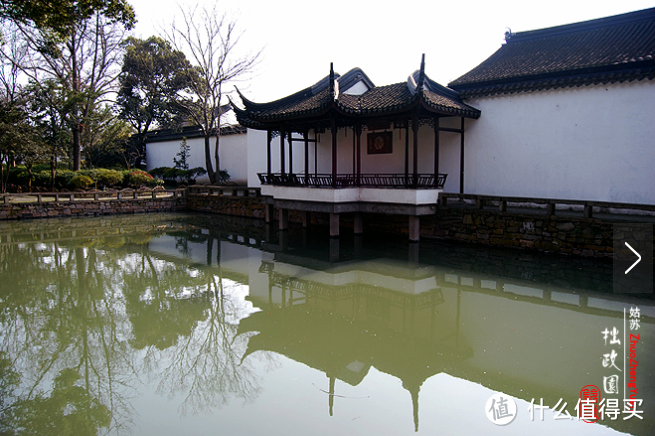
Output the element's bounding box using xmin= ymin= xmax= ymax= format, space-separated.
xmin=1 ymin=13 xmax=126 ymax=170
xmin=163 ymin=5 xmax=260 ymax=184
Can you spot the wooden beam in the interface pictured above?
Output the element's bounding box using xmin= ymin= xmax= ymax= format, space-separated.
xmin=288 ymin=136 xmax=317 ymax=142
xmin=438 ymin=127 xmax=464 ymax=134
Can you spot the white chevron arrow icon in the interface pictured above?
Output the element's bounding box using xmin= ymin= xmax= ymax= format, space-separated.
xmin=624 ymin=242 xmax=641 ymax=275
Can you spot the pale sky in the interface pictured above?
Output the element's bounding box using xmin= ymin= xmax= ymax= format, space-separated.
xmin=127 ymin=0 xmax=655 ymax=103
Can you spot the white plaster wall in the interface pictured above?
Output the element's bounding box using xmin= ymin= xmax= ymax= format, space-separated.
xmin=462 ymin=80 xmax=655 ymax=204
xmin=146 ymin=133 xmax=248 ymax=185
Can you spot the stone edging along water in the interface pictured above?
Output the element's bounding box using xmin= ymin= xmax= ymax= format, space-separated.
xmin=2 ymin=187 xmax=654 ymax=258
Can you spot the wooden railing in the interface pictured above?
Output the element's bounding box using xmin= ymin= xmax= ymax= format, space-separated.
xmin=257 ymin=173 xmax=447 ymax=189
xmin=187 ymin=185 xmax=261 ymax=197
xmin=1 ymin=187 xmax=187 ymax=204
xmin=439 ymin=193 xmax=655 ymax=218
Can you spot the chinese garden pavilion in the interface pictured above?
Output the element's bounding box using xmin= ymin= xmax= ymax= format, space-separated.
xmin=233 ymin=56 xmax=481 ymax=241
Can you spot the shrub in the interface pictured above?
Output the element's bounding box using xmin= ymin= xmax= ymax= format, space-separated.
xmin=33 ymin=171 xmax=52 ymax=189
xmin=149 ymin=167 xmax=179 ymax=182
xmin=69 ymin=175 xmax=94 ymax=190
xmin=217 ymin=169 xmax=230 ymax=184
xmin=126 ymin=170 xmax=155 ymax=188
xmin=94 ymin=168 xmax=124 ymax=188
xmin=55 ymin=170 xmax=75 ymax=189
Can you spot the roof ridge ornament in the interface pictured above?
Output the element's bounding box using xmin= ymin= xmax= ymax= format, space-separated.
xmin=418 ymin=54 xmax=426 ymax=90
xmin=329 ymin=62 xmax=339 ymax=101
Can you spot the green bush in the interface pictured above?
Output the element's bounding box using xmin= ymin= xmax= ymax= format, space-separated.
xmin=55 ymin=170 xmax=75 ymax=188
xmin=126 ymin=170 xmax=155 ymax=188
xmin=93 ymin=168 xmax=124 ymax=188
xmin=149 ymin=167 xmax=179 ymax=182
xmin=217 ymin=169 xmax=230 ymax=184
xmin=150 ymin=166 xmax=207 ymax=184
xmin=7 ymin=167 xmax=29 ymax=186
xmin=33 ymin=171 xmax=52 ymax=188
xmin=69 ymin=175 xmax=94 ymax=190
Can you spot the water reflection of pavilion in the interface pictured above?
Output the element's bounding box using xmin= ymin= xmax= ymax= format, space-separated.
xmin=240 ymin=264 xmax=471 ymax=431
xmin=241 ymin=252 xmax=655 ymax=434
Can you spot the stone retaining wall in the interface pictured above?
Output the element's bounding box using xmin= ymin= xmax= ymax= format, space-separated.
xmin=3 ymin=192 xmax=651 ymax=258
xmin=0 ymin=197 xmax=186 ymax=220
xmin=187 ymin=195 xmax=266 ymax=219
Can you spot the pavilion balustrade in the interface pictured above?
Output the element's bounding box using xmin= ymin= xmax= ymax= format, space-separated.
xmin=258 ymin=173 xmax=446 ymax=189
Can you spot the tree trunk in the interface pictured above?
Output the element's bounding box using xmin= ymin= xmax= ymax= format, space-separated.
xmin=50 ymin=154 xmax=56 ymax=191
xmin=204 ymin=134 xmax=216 ymax=184
xmin=0 ymin=159 xmax=5 ymax=193
xmin=73 ymin=126 xmax=81 ymax=170
xmin=71 ymin=30 xmax=81 ymax=171
xmin=26 ymin=164 xmax=32 ymax=192
xmin=214 ymin=133 xmax=220 ymax=182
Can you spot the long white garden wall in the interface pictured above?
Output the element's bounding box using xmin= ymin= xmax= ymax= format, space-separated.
xmin=462 ymin=80 xmax=655 ymax=204
xmin=146 ymin=133 xmax=248 ymax=185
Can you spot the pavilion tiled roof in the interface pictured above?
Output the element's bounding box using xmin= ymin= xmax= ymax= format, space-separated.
xmin=449 ymin=7 xmax=655 ymax=98
xmin=233 ymin=66 xmax=480 ymax=129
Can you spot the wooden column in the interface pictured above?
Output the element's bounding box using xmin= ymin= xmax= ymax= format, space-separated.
xmin=459 ymin=117 xmax=465 ymax=194
xmin=433 ymin=117 xmax=440 ymax=184
xmin=331 ymin=117 xmax=337 ymax=188
xmin=280 ymin=127 xmax=286 ymax=175
xmin=265 ymin=204 xmax=273 ymax=223
xmin=288 ymin=132 xmax=293 ymax=176
xmin=301 ymin=211 xmax=309 ymax=228
xmin=266 ymin=130 xmax=272 ymax=176
xmin=304 ymin=131 xmax=309 ymax=176
xmin=329 ymin=213 xmax=339 ymax=237
xmin=314 ymin=131 xmax=318 ymax=176
xmin=404 ymin=120 xmax=409 ymax=187
xmin=352 ymin=126 xmax=356 ymax=177
xmin=356 ymin=124 xmax=362 ymax=186
xmin=409 ymin=216 xmax=420 ymax=242
xmin=412 ymin=113 xmax=419 ymax=187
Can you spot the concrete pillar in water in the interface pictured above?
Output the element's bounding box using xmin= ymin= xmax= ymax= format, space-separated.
xmin=279 ymin=208 xmax=288 ymax=231
xmin=330 ymin=213 xmax=339 ymax=237
xmin=409 ymin=215 xmax=420 ymax=242
xmin=265 ymin=204 xmax=273 ymax=224
xmin=354 ymin=212 xmax=363 ymax=235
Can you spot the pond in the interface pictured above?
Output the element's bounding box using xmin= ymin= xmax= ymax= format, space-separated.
xmin=0 ymin=213 xmax=653 ymax=435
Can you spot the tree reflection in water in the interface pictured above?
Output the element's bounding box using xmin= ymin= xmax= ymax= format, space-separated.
xmin=0 ymin=220 xmax=267 ymax=434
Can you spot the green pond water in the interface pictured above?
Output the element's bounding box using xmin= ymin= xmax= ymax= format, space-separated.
xmin=0 ymin=212 xmax=653 ymax=436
